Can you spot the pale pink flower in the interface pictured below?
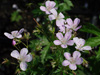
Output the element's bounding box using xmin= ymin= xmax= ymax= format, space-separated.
xmin=11 ymin=48 xmax=32 ymax=71
xmin=62 ymin=51 xmax=83 ymax=70
xmin=48 ymin=9 xmax=65 ymax=26
xmin=73 ymin=37 xmax=92 ymax=51
xmin=4 ymin=28 xmax=24 ymax=39
xmin=65 ymin=18 xmax=82 ymax=31
xmin=40 ymin=1 xmax=56 ymax=14
xmin=54 ymin=32 xmax=74 ymax=48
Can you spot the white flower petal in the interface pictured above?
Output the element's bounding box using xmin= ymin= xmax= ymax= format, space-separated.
xmin=56 ymin=32 xmax=63 ymax=40
xmin=45 ymin=1 xmax=50 ymax=7
xmin=81 ymin=46 xmax=92 ymax=50
xmin=62 ymin=60 xmax=70 ymax=66
xmin=67 ymin=40 xmax=74 ymax=46
xmin=16 ymin=34 xmax=22 ymax=38
xmin=76 ymin=57 xmax=83 ymax=65
xmin=48 ymin=15 xmax=56 ymax=21
xmin=69 ymin=64 xmax=77 ymax=70
xmin=66 ymin=18 xmax=73 ymax=25
xmin=4 ymin=32 xmax=14 ymax=39
xmin=73 ymin=51 xmax=81 ymax=59
xmin=61 ymin=44 xmax=67 ymax=48
xmin=50 ymin=9 xmax=57 ymax=17
xmin=11 ymin=50 xmax=19 ymax=59
xmin=65 ymin=32 xmax=71 ymax=40
xmin=20 ymin=48 xmax=28 ymax=57
xmin=40 ymin=6 xmax=46 ymax=11
xmin=54 ymin=40 xmax=61 ymax=45
xmin=25 ymin=54 xmax=32 ymax=62
xmin=50 ymin=1 xmax=56 ymax=8
xmin=58 ymin=12 xmax=64 ymax=19
xmin=56 ymin=19 xmax=65 ymax=26
xmin=74 ymin=25 xmax=82 ymax=31
xmin=74 ymin=18 xmax=80 ymax=26
xmin=19 ymin=28 xmax=24 ymax=34
xmin=64 ymin=52 xmax=71 ymax=60
xmin=11 ymin=31 xmax=18 ymax=35
xmin=20 ymin=62 xmax=27 ymax=71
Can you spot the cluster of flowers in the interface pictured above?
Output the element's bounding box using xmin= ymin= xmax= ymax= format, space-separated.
xmin=40 ymin=1 xmax=92 ymax=70
xmin=4 ymin=29 xmax=32 ymax=71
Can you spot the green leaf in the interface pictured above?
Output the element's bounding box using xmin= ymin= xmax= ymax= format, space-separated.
xmin=95 ymin=47 xmax=100 ymax=59
xmin=40 ymin=44 xmax=50 ymax=64
xmin=80 ymin=23 xmax=100 ymax=36
xmin=85 ymin=37 xmax=100 ymax=47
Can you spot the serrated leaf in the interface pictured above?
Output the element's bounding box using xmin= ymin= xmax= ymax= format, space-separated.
xmin=80 ymin=23 xmax=100 ymax=36
xmin=40 ymin=44 xmax=50 ymax=64
xmin=85 ymin=37 xmax=100 ymax=47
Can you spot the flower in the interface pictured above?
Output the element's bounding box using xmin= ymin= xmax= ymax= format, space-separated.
xmin=4 ymin=28 xmax=24 ymax=39
xmin=53 ymin=32 xmax=74 ymax=48
xmin=48 ymin=9 xmax=65 ymax=26
xmin=65 ymin=18 xmax=81 ymax=31
xmin=11 ymin=48 xmax=32 ymax=71
xmin=62 ymin=51 xmax=83 ymax=70
xmin=40 ymin=1 xmax=56 ymax=14
xmin=73 ymin=37 xmax=92 ymax=51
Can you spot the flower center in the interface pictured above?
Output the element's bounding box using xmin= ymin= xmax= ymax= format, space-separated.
xmin=61 ymin=38 xmax=67 ymax=45
xmin=70 ymin=58 xmax=76 ymax=64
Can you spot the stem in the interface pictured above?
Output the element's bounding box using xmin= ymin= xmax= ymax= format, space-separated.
xmin=14 ymin=45 xmax=19 ymax=50
xmin=21 ymin=41 xmax=28 ymax=48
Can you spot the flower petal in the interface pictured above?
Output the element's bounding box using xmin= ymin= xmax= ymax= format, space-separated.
xmin=56 ymin=32 xmax=63 ymax=40
xmin=56 ymin=19 xmax=65 ymax=26
xmin=25 ymin=54 xmax=32 ymax=62
xmin=74 ymin=26 xmax=82 ymax=31
xmin=67 ymin=40 xmax=74 ymax=46
xmin=76 ymin=57 xmax=83 ymax=65
xmin=50 ymin=9 xmax=57 ymax=17
xmin=4 ymin=32 xmax=14 ymax=39
xmin=66 ymin=18 xmax=73 ymax=25
xmin=73 ymin=51 xmax=81 ymax=59
xmin=58 ymin=12 xmax=64 ymax=19
xmin=64 ymin=52 xmax=71 ymax=60
xmin=69 ymin=64 xmax=77 ymax=70
xmin=74 ymin=18 xmax=80 ymax=26
xmin=65 ymin=32 xmax=71 ymax=40
xmin=48 ymin=15 xmax=56 ymax=21
xmin=61 ymin=44 xmax=67 ymax=48
xmin=62 ymin=60 xmax=70 ymax=66
xmin=20 ymin=48 xmax=28 ymax=57
xmin=11 ymin=31 xmax=18 ymax=35
xmin=20 ymin=62 xmax=27 ymax=71
xmin=40 ymin=6 xmax=46 ymax=11
xmin=81 ymin=46 xmax=92 ymax=50
xmin=45 ymin=1 xmax=50 ymax=7
xmin=19 ymin=28 xmax=24 ymax=34
xmin=50 ymin=1 xmax=56 ymax=8
xmin=11 ymin=50 xmax=19 ymax=59
xmin=54 ymin=40 xmax=61 ymax=45
xmin=16 ymin=34 xmax=22 ymax=38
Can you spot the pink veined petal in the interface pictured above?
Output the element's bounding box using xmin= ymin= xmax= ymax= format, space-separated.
xmin=45 ymin=10 xmax=51 ymax=14
xmin=56 ymin=32 xmax=63 ymax=40
xmin=19 ymin=28 xmax=24 ymax=34
xmin=50 ymin=9 xmax=57 ymax=17
xmin=73 ymin=51 xmax=81 ymax=59
xmin=11 ymin=50 xmax=20 ymax=59
xmin=4 ymin=32 xmax=14 ymax=39
xmin=74 ymin=25 xmax=82 ymax=31
xmin=58 ymin=25 xmax=65 ymax=32
xmin=50 ymin=1 xmax=56 ymax=8
xmin=61 ymin=44 xmax=67 ymax=48
xmin=79 ymin=38 xmax=85 ymax=46
xmin=64 ymin=52 xmax=71 ymax=60
xmin=25 ymin=54 xmax=32 ymax=62
xmin=65 ymin=24 xmax=71 ymax=29
xmin=16 ymin=34 xmax=22 ymax=38
xmin=56 ymin=19 xmax=65 ymax=26
xmin=74 ymin=18 xmax=80 ymax=27
xmin=45 ymin=1 xmax=50 ymax=7
xmin=40 ymin=6 xmax=46 ymax=11
xmin=62 ymin=60 xmax=70 ymax=66
xmin=48 ymin=15 xmax=56 ymax=21
xmin=76 ymin=57 xmax=83 ymax=65
xmin=11 ymin=31 xmax=18 ymax=35
xmin=58 ymin=12 xmax=64 ymax=19
xmin=67 ymin=40 xmax=74 ymax=46
xmin=53 ymin=40 xmax=61 ymax=45
xmin=20 ymin=48 xmax=28 ymax=57
xmin=81 ymin=46 xmax=92 ymax=50
xmin=69 ymin=64 xmax=77 ymax=70
xmin=66 ymin=18 xmax=73 ymax=25
xmin=20 ymin=62 xmax=27 ymax=71
xmin=65 ymin=32 xmax=71 ymax=40
xmin=73 ymin=37 xmax=79 ymax=45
